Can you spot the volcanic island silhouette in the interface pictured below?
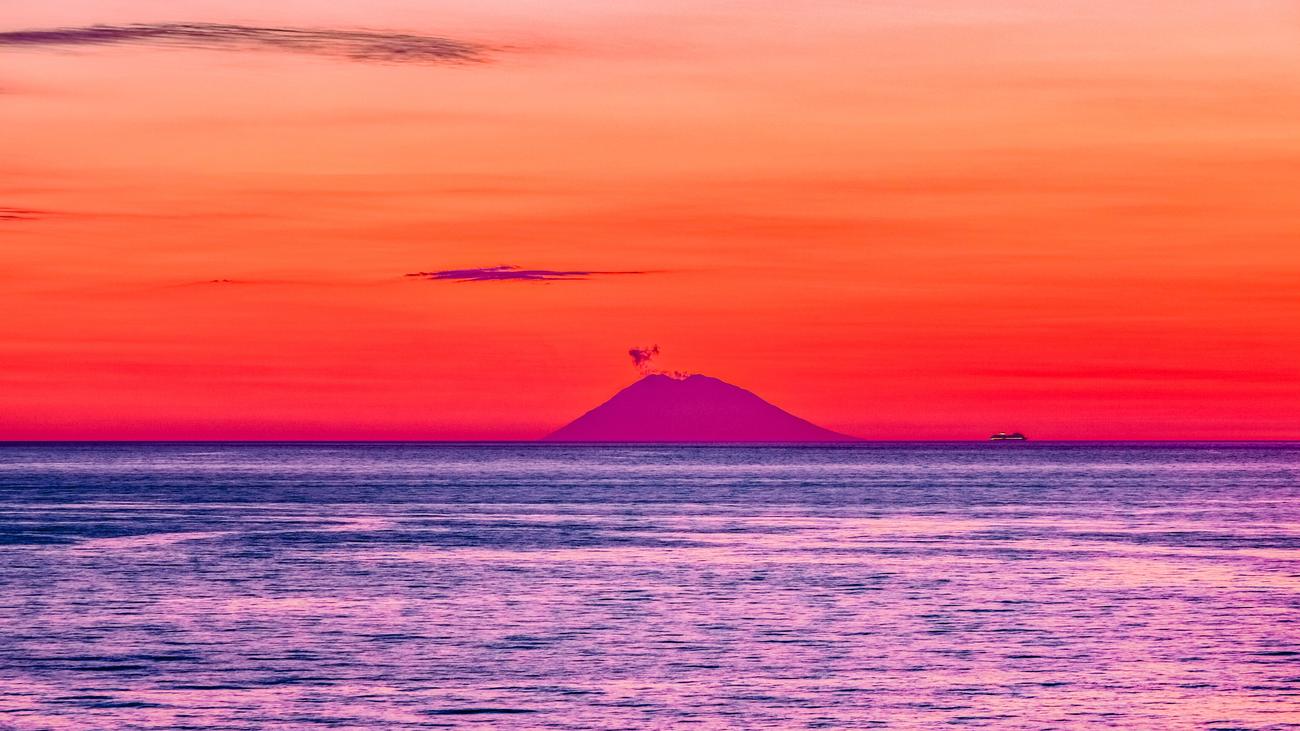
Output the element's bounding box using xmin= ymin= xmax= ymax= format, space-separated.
xmin=544 ymin=373 xmax=859 ymax=443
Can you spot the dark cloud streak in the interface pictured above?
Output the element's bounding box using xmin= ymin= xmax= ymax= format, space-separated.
xmin=0 ymin=207 xmax=46 ymax=221
xmin=0 ymin=23 xmax=487 ymax=64
xmin=406 ymin=265 xmax=647 ymax=283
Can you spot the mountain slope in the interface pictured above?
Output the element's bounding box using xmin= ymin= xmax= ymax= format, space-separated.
xmin=543 ymin=374 xmax=858 ymax=442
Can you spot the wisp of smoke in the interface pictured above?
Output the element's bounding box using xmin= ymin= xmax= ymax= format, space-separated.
xmin=629 ymin=345 xmax=660 ymax=371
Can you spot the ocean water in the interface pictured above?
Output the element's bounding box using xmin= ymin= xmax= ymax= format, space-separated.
xmin=0 ymin=442 xmax=1298 ymax=730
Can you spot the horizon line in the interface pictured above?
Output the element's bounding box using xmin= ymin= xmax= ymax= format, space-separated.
xmin=2 ymin=439 xmax=1298 ymax=445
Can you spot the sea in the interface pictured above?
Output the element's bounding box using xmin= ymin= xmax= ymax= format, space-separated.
xmin=0 ymin=442 xmax=1297 ymax=729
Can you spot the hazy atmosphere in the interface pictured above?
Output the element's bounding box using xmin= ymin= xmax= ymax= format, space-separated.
xmin=4 ymin=1 xmax=1299 ymax=439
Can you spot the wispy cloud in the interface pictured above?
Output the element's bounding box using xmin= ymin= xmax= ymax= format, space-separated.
xmin=152 ymin=277 xmax=336 ymax=291
xmin=406 ymin=265 xmax=647 ymax=283
xmin=0 ymin=23 xmax=487 ymax=64
xmin=0 ymin=207 xmax=46 ymax=221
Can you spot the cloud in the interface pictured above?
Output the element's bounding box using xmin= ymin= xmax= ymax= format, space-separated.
xmin=0 ymin=23 xmax=487 ymax=64
xmin=0 ymin=207 xmax=45 ymax=221
xmin=405 ymin=265 xmax=646 ymax=282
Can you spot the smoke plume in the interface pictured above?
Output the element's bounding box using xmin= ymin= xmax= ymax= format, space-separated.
xmin=629 ymin=345 xmax=660 ymax=371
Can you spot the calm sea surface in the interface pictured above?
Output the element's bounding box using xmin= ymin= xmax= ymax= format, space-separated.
xmin=1 ymin=443 xmax=1298 ymax=729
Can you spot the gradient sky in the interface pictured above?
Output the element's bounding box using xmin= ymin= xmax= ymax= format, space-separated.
xmin=2 ymin=1 xmax=1299 ymax=440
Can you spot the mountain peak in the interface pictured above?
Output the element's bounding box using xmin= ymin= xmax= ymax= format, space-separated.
xmin=543 ymin=374 xmax=858 ymax=443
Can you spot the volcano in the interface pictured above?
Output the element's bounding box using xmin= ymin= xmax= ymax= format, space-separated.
xmin=543 ymin=374 xmax=858 ymax=442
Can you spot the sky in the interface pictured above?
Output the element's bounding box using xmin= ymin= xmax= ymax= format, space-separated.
xmin=2 ymin=1 xmax=1298 ymax=440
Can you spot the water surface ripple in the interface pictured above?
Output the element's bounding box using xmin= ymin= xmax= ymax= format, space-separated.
xmin=1 ymin=442 xmax=1298 ymax=729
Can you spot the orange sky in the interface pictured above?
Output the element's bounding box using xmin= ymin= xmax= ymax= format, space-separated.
xmin=2 ymin=1 xmax=1299 ymax=440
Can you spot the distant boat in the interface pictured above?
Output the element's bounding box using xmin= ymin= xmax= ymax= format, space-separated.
xmin=989 ymin=432 xmax=1027 ymax=441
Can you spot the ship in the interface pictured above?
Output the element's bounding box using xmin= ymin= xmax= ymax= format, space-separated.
xmin=989 ymin=432 xmax=1027 ymax=441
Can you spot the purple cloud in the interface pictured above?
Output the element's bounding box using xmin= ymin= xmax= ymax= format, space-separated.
xmin=406 ymin=265 xmax=646 ymax=283
xmin=0 ymin=23 xmax=487 ymax=64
